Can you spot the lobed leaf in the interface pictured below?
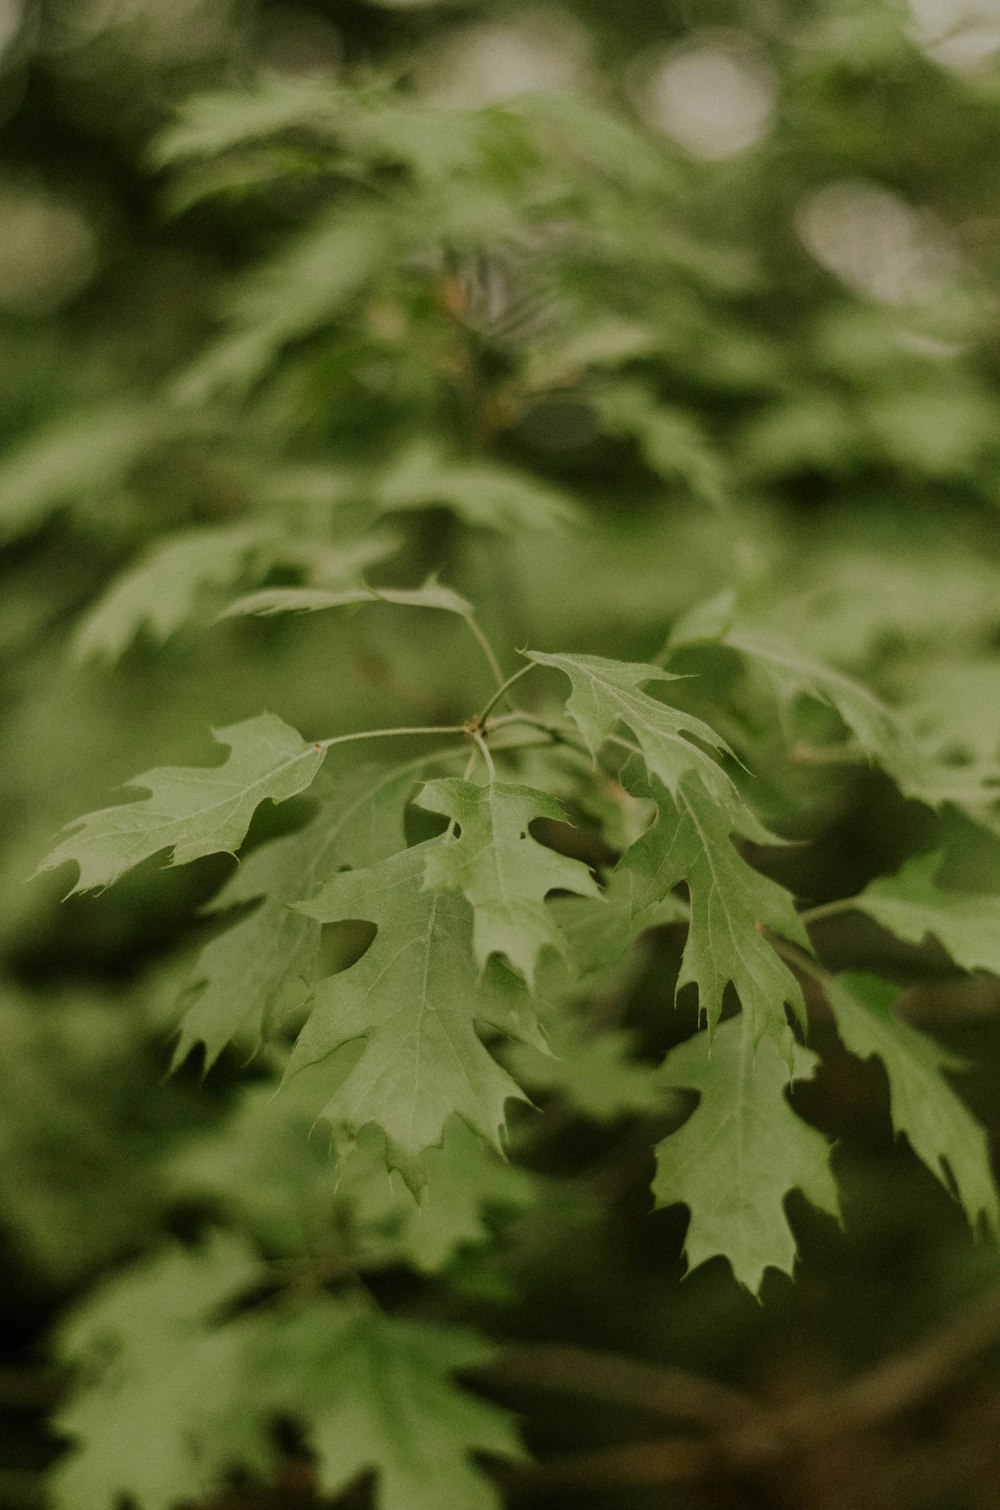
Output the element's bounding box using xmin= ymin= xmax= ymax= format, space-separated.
xmin=826 ymin=974 xmax=1000 ymax=1236
xmin=174 ymin=759 xmax=416 ymax=1070
xmin=415 ymin=776 xmax=601 ymax=986
xmin=288 ymin=841 xmax=548 ymax=1175
xmin=37 ymin=714 xmax=326 ymax=894
xmin=51 ymin=1237 xmax=520 ymax=1510
xmin=221 ymin=577 xmax=472 ymax=621
xmin=375 ymin=444 xmax=580 ymax=532
xmin=73 ymin=525 xmax=278 ymax=661
xmin=241 ymin=1301 xmax=523 ymax=1510
xmin=851 ymin=852 xmax=1000 ymax=975
xmin=51 ymin=1235 xmax=264 ymax=1510
xmin=653 ymin=1016 xmax=839 ymax=1294
xmin=526 ymin=649 xmax=742 ymax=815
xmin=0 ymin=404 xmax=154 ymax=543
xmin=617 ymin=764 xmax=808 ymax=1054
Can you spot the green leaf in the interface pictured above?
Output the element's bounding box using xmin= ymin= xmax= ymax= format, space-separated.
xmin=415 ymin=777 xmax=600 ymax=986
xmin=38 ymin=714 xmax=326 ymax=894
xmin=153 ymin=75 xmax=348 ymax=164
xmin=220 ymin=577 xmax=472 ymax=621
xmin=507 ymin=1021 xmax=674 ymax=1123
xmin=617 ymin=766 xmax=808 ymax=1053
xmin=242 ymin=1301 xmax=523 ymax=1510
xmin=851 ymin=853 xmax=1000 ymax=975
xmin=51 ymin=1235 xmax=265 ymax=1510
xmin=526 ymin=649 xmax=740 ymax=813
xmin=375 ymin=444 xmax=580 ymax=532
xmin=175 ymin=759 xmax=416 ymax=1069
xmin=595 ymin=380 xmax=730 ymax=512
xmin=515 ymin=91 xmax=680 ymax=195
xmin=73 ymin=525 xmax=277 ymax=661
xmin=172 ymin=203 xmax=396 ymax=404
xmin=288 ymin=841 xmax=547 ymax=1173
xmin=671 ymin=618 xmax=998 ymax=825
xmin=171 ymin=1082 xmax=536 ymax=1273
xmin=0 ymin=404 xmax=153 ymax=542
xmin=391 ymin=1118 xmax=538 ymax=1273
xmin=652 ymin=1017 xmax=839 ymax=1294
xmin=51 ymin=1238 xmax=521 ymax=1510
xmin=723 ymin=627 xmax=912 ymax=769
xmin=825 ymin=974 xmax=1000 ymax=1235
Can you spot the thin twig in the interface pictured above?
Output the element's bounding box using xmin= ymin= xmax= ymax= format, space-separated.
xmin=461 ymin=613 xmax=506 ymax=692
xmin=800 ymin=896 xmax=861 ymax=926
xmin=492 ymin=1285 xmax=1000 ymax=1493
xmin=477 ymin=663 xmax=536 ymax=725
xmin=317 ymin=723 xmax=469 ymax=750
xmin=501 ymin=1438 xmax=712 ymax=1496
xmin=486 ymin=708 xmax=592 ymax=761
xmin=471 ymin=728 xmax=496 ymax=781
xmin=481 ymin=1343 xmax=763 ymax=1430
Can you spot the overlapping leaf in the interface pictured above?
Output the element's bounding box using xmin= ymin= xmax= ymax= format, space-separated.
xmin=617 ymin=766 xmax=808 ymax=1053
xmin=287 ymin=841 xmax=547 ymax=1173
xmin=826 ymin=974 xmax=1000 ymax=1235
xmin=652 ymin=1017 xmax=839 ymax=1293
xmin=850 ymin=853 xmax=1000 ymax=974
xmin=671 ymin=609 xmax=1000 ymax=825
xmin=174 ymin=759 xmax=416 ymax=1069
xmin=51 ymin=1235 xmax=264 ymax=1510
xmin=73 ymin=525 xmax=278 ymax=661
xmin=507 ymin=1021 xmax=674 ymax=1124
xmin=375 ymin=445 xmax=580 ymax=532
xmin=221 ymin=577 xmax=472 ymax=621
xmin=38 ymin=714 xmax=325 ymax=894
xmin=526 ymin=649 xmax=743 ymax=815
xmin=169 ymin=1078 xmax=537 ymax=1273
xmin=415 ymin=777 xmax=600 ymax=986
xmin=52 ymin=1236 xmax=521 ymax=1510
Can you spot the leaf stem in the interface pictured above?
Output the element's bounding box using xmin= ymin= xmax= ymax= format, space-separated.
xmin=316 ymin=724 xmax=469 ymax=750
xmin=477 ymin=662 xmax=536 ymax=724
xmin=462 ymin=612 xmax=506 ymax=691
xmin=471 ymin=728 xmax=496 ymax=781
xmin=762 ymin=927 xmax=830 ymax=985
xmin=799 ymin=897 xmax=860 ymax=926
xmin=487 ymin=708 xmax=592 ymax=760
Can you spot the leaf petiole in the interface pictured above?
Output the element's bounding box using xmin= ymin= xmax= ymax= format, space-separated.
xmin=316 ymin=724 xmax=469 ymax=750
xmin=476 ymin=663 xmax=536 ymax=724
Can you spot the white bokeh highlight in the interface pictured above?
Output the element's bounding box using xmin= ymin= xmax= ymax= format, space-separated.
xmin=796 ymin=180 xmax=957 ymax=304
xmin=640 ymin=34 xmax=776 ymax=160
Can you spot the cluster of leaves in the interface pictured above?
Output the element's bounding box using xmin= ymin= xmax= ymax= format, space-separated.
xmin=3 ymin=3 xmax=1000 ymax=1508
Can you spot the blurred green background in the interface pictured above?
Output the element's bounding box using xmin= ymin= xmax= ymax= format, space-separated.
xmin=2 ymin=2 xmax=1000 ymax=1507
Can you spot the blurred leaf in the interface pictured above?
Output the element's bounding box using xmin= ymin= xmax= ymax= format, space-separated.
xmin=375 ymin=444 xmax=581 ymax=532
xmin=853 ymin=852 xmax=1000 ymax=974
xmin=73 ymin=525 xmax=279 ymax=661
xmin=827 ymin=974 xmax=1000 ymax=1235
xmin=0 ymin=405 xmax=154 ymax=542
xmin=221 ymin=576 xmax=472 ymax=620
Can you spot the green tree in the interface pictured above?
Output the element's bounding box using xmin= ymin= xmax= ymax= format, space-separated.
xmin=2 ymin=4 xmax=1000 ymax=1507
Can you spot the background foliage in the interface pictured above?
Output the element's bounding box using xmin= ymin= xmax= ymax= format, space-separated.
xmin=2 ymin=2 xmax=1000 ymax=1507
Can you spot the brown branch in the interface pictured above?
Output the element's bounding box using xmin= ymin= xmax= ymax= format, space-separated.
xmin=774 ymin=1286 xmax=1000 ymax=1450
xmin=499 ymin=1438 xmax=713 ymax=1496
xmin=488 ymin=1286 xmax=1000 ymax=1494
xmin=481 ymin=1343 xmax=765 ymax=1432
